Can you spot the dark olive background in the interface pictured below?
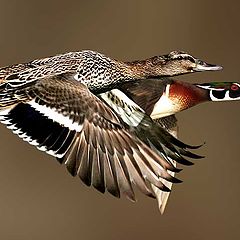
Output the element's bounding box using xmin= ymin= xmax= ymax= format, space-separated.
xmin=0 ymin=0 xmax=239 ymax=239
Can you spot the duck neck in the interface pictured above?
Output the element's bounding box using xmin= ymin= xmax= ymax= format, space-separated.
xmin=117 ymin=58 xmax=168 ymax=79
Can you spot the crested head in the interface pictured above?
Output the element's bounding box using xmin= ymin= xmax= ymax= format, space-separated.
xmin=195 ymin=82 xmax=240 ymax=101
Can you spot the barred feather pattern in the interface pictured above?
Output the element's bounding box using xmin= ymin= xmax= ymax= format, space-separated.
xmin=0 ymin=51 xmax=133 ymax=96
xmin=0 ymin=74 xmax=191 ymax=203
xmin=0 ymin=50 xmax=207 ymax=212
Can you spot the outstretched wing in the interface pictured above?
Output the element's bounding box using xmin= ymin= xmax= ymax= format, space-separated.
xmin=118 ymin=79 xmax=204 ymax=213
xmin=99 ymin=88 xmax=202 ymax=212
xmin=0 ymin=73 xmax=187 ymax=202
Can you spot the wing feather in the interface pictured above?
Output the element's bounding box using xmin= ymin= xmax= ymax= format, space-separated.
xmin=0 ymin=73 xmax=199 ymax=206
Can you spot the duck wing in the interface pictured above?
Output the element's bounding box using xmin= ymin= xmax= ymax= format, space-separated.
xmin=118 ymin=78 xmax=172 ymax=115
xmin=99 ymin=89 xmax=201 ymax=166
xmin=101 ymin=82 xmax=203 ymax=213
xmin=0 ymin=73 xmax=188 ymax=202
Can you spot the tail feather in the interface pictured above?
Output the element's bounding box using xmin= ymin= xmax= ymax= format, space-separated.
xmin=151 ymin=159 xmax=176 ymax=214
xmin=151 ymin=116 xmax=178 ymax=214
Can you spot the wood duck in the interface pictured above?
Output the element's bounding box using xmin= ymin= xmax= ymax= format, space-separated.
xmin=0 ymin=50 xmax=221 ymax=212
xmin=118 ymin=79 xmax=240 ymax=119
xmin=101 ymin=79 xmax=240 ymax=213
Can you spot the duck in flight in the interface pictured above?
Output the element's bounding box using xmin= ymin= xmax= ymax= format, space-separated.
xmin=0 ymin=50 xmax=222 ymax=211
xmin=102 ymin=79 xmax=240 ymax=213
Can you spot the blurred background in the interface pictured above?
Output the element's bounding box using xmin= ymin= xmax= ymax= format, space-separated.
xmin=0 ymin=0 xmax=239 ymax=239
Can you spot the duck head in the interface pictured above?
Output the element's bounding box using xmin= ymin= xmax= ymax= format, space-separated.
xmin=150 ymin=81 xmax=240 ymax=119
xmin=195 ymin=82 xmax=240 ymax=101
xmin=150 ymin=50 xmax=223 ymax=76
xmin=123 ymin=51 xmax=223 ymax=78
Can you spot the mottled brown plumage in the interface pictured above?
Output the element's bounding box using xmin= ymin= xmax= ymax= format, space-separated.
xmin=0 ymin=50 xmax=222 ymax=212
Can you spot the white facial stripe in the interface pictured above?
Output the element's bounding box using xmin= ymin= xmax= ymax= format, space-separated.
xmin=197 ymin=83 xmax=240 ymax=90
xmin=29 ymin=100 xmax=83 ymax=132
xmin=207 ymin=83 xmax=240 ymax=101
xmin=209 ymin=90 xmax=223 ymax=101
xmin=210 ymin=90 xmax=240 ymax=101
xmin=99 ymin=89 xmax=145 ymax=127
xmin=173 ymin=53 xmax=191 ymax=59
xmin=195 ymin=84 xmax=211 ymax=90
xmin=234 ymin=83 xmax=240 ymax=88
xmin=197 ymin=84 xmax=228 ymax=94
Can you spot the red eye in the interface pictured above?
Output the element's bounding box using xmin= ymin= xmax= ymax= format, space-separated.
xmin=231 ymin=84 xmax=239 ymax=91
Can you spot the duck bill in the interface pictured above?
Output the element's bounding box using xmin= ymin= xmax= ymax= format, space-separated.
xmin=193 ymin=62 xmax=223 ymax=72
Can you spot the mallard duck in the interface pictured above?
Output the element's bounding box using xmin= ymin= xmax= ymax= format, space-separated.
xmin=101 ymin=79 xmax=240 ymax=212
xmin=0 ymin=50 xmax=222 ymax=91
xmin=0 ymin=50 xmax=221 ymax=210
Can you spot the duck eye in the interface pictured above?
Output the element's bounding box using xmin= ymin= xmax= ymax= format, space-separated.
xmin=231 ymin=84 xmax=239 ymax=91
xmin=176 ymin=56 xmax=183 ymax=60
xmin=186 ymin=56 xmax=195 ymax=63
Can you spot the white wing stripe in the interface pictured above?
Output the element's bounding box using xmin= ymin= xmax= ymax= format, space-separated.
xmin=28 ymin=100 xmax=83 ymax=132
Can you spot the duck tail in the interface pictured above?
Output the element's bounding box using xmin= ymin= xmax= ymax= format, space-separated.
xmin=151 ymin=159 xmax=176 ymax=214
